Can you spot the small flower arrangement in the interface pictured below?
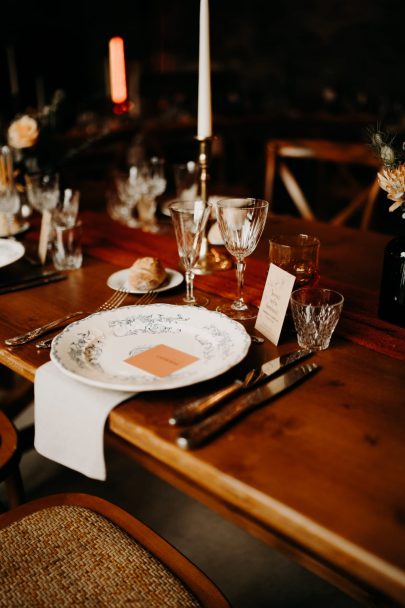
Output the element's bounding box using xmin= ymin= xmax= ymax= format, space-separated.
xmin=369 ymin=127 xmax=405 ymax=214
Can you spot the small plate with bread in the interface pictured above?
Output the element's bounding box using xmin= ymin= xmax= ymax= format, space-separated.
xmin=107 ymin=257 xmax=183 ymax=294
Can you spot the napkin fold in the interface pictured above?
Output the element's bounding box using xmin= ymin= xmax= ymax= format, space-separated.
xmin=34 ymin=362 xmax=135 ymax=480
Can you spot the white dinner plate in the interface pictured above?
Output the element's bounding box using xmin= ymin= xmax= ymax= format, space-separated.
xmin=51 ymin=304 xmax=251 ymax=391
xmin=0 ymin=239 xmax=25 ymax=269
xmin=107 ymin=267 xmax=183 ymax=294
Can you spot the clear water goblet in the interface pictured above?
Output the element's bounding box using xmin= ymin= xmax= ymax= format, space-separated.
xmin=25 ymin=171 xmax=60 ymax=214
xmin=216 ymin=197 xmax=269 ymax=320
xmin=173 ymin=161 xmax=200 ymax=200
xmin=25 ymin=171 xmax=60 ymax=263
xmin=52 ymin=189 xmax=80 ymax=228
xmin=134 ymin=157 xmax=166 ymax=233
xmin=113 ymin=168 xmax=142 ymax=228
xmin=0 ymin=187 xmax=20 ymax=235
xmin=169 ymin=200 xmax=211 ymax=306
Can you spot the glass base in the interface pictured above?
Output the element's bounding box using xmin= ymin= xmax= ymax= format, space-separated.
xmin=297 ymin=336 xmax=331 ymax=351
xmin=216 ymin=301 xmax=258 ymax=320
xmin=140 ymin=222 xmax=167 ymax=234
xmin=193 ymin=246 xmax=233 ymax=275
xmin=183 ymin=294 xmax=209 ymax=307
xmin=125 ymin=217 xmax=142 ymax=229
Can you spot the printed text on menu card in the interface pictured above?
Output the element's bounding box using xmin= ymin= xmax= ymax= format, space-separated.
xmin=255 ymin=264 xmax=296 ymax=345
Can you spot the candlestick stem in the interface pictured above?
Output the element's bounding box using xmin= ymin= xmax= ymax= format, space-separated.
xmin=193 ymin=136 xmax=232 ymax=275
xmin=198 ymin=137 xmax=208 ymax=205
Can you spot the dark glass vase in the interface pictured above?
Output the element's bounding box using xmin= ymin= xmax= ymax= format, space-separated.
xmin=378 ymin=234 xmax=405 ymax=328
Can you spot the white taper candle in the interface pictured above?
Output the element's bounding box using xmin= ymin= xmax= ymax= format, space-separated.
xmin=197 ymin=0 xmax=212 ymax=138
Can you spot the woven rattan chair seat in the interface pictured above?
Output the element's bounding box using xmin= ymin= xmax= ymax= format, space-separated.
xmin=0 ymin=504 xmax=202 ymax=607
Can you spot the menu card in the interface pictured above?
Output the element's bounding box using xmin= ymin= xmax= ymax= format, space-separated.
xmin=255 ymin=263 xmax=295 ymax=345
xmin=38 ymin=210 xmax=52 ymax=264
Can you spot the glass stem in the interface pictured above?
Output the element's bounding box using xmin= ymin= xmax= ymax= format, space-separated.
xmin=185 ymin=269 xmax=196 ymax=303
xmin=235 ymin=258 xmax=246 ymax=307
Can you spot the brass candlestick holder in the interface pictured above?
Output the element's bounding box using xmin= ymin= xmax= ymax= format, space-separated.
xmin=193 ymin=136 xmax=232 ymax=275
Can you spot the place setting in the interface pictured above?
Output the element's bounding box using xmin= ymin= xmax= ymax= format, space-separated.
xmin=30 ymin=192 xmax=344 ymax=479
xmin=1 ymin=125 xmax=346 ymax=481
xmin=0 ymin=79 xmax=346 ymax=493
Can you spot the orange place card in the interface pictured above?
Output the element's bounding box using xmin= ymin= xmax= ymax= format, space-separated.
xmin=124 ymin=344 xmax=199 ymax=378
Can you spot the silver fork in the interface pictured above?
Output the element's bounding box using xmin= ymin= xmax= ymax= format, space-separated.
xmin=35 ymin=290 xmax=157 ymax=350
xmin=5 ymin=288 xmax=129 ymax=347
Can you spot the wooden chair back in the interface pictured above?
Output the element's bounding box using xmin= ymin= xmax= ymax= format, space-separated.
xmin=0 ymin=492 xmax=230 ymax=607
xmin=0 ymin=411 xmax=24 ymax=510
xmin=264 ymin=138 xmax=381 ymax=230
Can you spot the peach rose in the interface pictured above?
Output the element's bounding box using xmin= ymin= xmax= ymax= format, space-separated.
xmin=7 ymin=115 xmax=39 ymax=149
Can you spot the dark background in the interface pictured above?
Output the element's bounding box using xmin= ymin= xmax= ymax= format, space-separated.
xmin=1 ymin=0 xmax=404 ymax=232
xmin=2 ymin=0 xmax=404 ymax=122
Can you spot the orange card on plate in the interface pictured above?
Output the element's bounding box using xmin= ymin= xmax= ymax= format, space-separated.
xmin=124 ymin=344 xmax=199 ymax=377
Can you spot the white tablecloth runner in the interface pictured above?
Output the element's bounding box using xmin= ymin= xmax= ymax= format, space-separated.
xmin=34 ymin=362 xmax=135 ymax=480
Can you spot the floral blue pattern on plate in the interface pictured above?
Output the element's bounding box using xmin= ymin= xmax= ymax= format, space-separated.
xmin=51 ymin=304 xmax=251 ymax=391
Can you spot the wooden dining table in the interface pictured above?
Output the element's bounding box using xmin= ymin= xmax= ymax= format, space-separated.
xmin=1 ymin=210 xmax=404 ymax=607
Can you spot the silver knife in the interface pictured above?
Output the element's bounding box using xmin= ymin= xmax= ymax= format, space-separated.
xmin=0 ymin=272 xmax=66 ymax=296
xmin=176 ymin=362 xmax=320 ymax=450
xmin=169 ymin=349 xmax=313 ymax=426
xmin=0 ymin=269 xmax=61 ymax=289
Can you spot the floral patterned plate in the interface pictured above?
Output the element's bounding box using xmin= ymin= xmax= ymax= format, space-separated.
xmin=0 ymin=239 xmax=25 ymax=269
xmin=50 ymin=304 xmax=251 ymax=391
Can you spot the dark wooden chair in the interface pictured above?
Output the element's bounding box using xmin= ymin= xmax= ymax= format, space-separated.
xmin=0 ymin=492 xmax=229 ymax=607
xmin=0 ymin=366 xmax=33 ymax=420
xmin=264 ymin=138 xmax=381 ymax=230
xmin=0 ymin=410 xmax=24 ymax=510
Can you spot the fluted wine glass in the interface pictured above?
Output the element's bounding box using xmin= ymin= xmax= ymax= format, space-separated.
xmin=169 ymin=200 xmax=211 ymax=306
xmin=216 ymin=198 xmax=269 ymax=320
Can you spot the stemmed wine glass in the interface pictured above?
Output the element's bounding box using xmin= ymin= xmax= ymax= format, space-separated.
xmin=133 ymin=157 xmax=166 ymax=233
xmin=25 ymin=171 xmax=60 ymax=214
xmin=112 ymin=167 xmax=142 ymax=228
xmin=169 ymin=200 xmax=211 ymax=306
xmin=0 ymin=146 xmax=20 ymax=235
xmin=25 ymin=171 xmax=60 ymax=263
xmin=216 ymin=198 xmax=269 ymax=320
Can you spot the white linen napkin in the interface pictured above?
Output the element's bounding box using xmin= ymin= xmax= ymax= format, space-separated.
xmin=34 ymin=361 xmax=135 ymax=481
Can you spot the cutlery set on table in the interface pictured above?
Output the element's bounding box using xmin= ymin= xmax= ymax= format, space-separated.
xmin=0 ymin=243 xmax=67 ymax=295
xmin=4 ymin=284 xmax=320 ymax=450
xmin=170 ymin=349 xmax=318 ymax=449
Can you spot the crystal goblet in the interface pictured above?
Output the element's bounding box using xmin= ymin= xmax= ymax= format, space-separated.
xmin=25 ymin=171 xmax=60 ymax=214
xmin=25 ymin=171 xmax=60 ymax=263
xmin=169 ymin=200 xmax=211 ymax=306
xmin=216 ymin=198 xmax=269 ymax=320
xmin=133 ymin=157 xmax=166 ymax=233
xmin=113 ymin=168 xmax=142 ymax=228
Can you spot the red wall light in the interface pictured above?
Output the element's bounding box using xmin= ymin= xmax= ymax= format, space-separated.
xmin=109 ymin=37 xmax=127 ymax=104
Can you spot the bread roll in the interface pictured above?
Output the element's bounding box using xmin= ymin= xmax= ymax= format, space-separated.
xmin=127 ymin=257 xmax=167 ymax=291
